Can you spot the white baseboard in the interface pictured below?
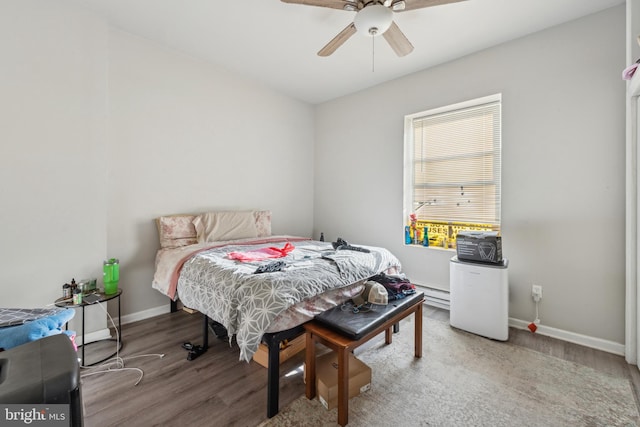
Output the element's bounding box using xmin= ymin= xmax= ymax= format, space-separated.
xmin=121 ymin=304 xmax=170 ymax=325
xmin=76 ymin=328 xmax=111 ymax=346
xmin=419 ymin=285 xmax=451 ymax=310
xmin=74 ymin=305 xmax=170 ymax=346
xmin=508 ymin=318 xmax=625 ymax=356
xmin=414 ymin=283 xmax=625 ymax=356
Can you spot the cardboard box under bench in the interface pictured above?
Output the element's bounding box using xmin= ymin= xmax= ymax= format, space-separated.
xmin=304 ymin=351 xmax=372 ymax=410
xmin=252 ymin=333 xmax=306 ymax=368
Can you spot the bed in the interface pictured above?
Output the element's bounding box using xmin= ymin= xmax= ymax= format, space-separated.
xmin=152 ymin=210 xmax=402 ymax=416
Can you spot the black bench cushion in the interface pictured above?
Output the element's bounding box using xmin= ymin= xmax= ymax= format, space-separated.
xmin=314 ymin=291 xmax=424 ymax=340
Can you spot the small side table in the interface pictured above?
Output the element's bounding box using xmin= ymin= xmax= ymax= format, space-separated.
xmin=54 ymin=289 xmax=122 ymax=366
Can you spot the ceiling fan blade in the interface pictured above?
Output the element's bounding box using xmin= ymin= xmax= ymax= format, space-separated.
xmin=280 ymin=0 xmax=355 ymax=11
xmin=383 ymin=21 xmax=414 ymax=57
xmin=398 ymin=0 xmax=467 ymax=12
xmin=318 ymin=23 xmax=357 ymax=56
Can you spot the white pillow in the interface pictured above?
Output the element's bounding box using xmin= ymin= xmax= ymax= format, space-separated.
xmin=254 ymin=210 xmax=272 ymax=237
xmin=193 ymin=211 xmax=259 ymax=243
xmin=156 ymin=215 xmax=197 ymax=248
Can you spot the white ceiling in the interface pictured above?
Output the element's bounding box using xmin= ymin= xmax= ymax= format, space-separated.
xmin=72 ymin=0 xmax=623 ymax=104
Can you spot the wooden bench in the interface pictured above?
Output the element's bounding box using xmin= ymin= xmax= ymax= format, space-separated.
xmin=304 ymin=292 xmax=424 ymax=426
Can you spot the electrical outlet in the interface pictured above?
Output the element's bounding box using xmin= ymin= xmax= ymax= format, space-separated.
xmin=532 ymin=285 xmax=542 ymax=301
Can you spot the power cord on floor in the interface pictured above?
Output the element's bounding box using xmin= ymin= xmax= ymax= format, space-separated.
xmin=80 ymin=301 xmax=164 ymax=386
xmin=528 ymin=295 xmax=541 ymax=333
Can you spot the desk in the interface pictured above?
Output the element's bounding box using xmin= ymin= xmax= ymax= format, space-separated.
xmin=54 ymin=289 xmax=122 ymax=366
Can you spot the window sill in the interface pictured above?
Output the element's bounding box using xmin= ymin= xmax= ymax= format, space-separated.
xmin=405 ymin=243 xmax=454 ymax=251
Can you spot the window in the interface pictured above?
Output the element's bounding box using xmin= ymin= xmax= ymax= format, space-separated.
xmin=403 ymin=94 xmax=502 ymax=248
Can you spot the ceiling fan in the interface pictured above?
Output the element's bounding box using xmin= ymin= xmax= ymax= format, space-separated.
xmin=281 ymin=0 xmax=466 ymax=57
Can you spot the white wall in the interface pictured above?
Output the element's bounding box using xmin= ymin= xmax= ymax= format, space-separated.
xmin=315 ymin=6 xmax=626 ymax=344
xmin=0 ymin=1 xmax=316 ymax=324
xmin=0 ymin=0 xmax=108 ymax=306
xmin=106 ymin=29 xmax=316 ymax=317
xmin=0 ymin=0 xmax=110 ymax=338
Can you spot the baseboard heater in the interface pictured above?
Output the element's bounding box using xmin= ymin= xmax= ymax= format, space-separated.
xmin=414 ymin=284 xmax=450 ymax=310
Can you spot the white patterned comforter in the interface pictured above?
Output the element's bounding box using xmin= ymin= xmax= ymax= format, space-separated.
xmin=172 ymin=237 xmax=402 ymax=361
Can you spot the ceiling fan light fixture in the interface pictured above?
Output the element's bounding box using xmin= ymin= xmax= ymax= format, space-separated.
xmin=391 ymin=1 xmax=406 ymax=11
xmin=354 ymin=4 xmax=393 ymax=37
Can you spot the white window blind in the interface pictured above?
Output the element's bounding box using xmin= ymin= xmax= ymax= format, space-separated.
xmin=405 ymin=95 xmax=501 ymax=226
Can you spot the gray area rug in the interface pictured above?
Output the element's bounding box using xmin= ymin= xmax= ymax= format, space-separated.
xmin=259 ymin=317 xmax=640 ymax=427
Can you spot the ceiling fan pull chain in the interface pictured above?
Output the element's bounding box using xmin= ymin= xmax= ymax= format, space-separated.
xmin=372 ymin=35 xmax=375 ymax=72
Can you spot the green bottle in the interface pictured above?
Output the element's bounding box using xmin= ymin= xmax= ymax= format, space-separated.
xmin=103 ymin=258 xmax=119 ymax=294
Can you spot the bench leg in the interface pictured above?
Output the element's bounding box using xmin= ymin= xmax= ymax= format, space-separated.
xmin=304 ymin=295 xmax=424 ymax=427
xmin=337 ymin=347 xmax=349 ymax=427
xmin=415 ymin=301 xmax=423 ymax=358
xmin=267 ymin=339 xmax=281 ymax=418
xmin=305 ymin=332 xmax=316 ymax=400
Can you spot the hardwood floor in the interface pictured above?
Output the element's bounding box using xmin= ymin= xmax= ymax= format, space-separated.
xmin=81 ymin=305 xmax=640 ymax=427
